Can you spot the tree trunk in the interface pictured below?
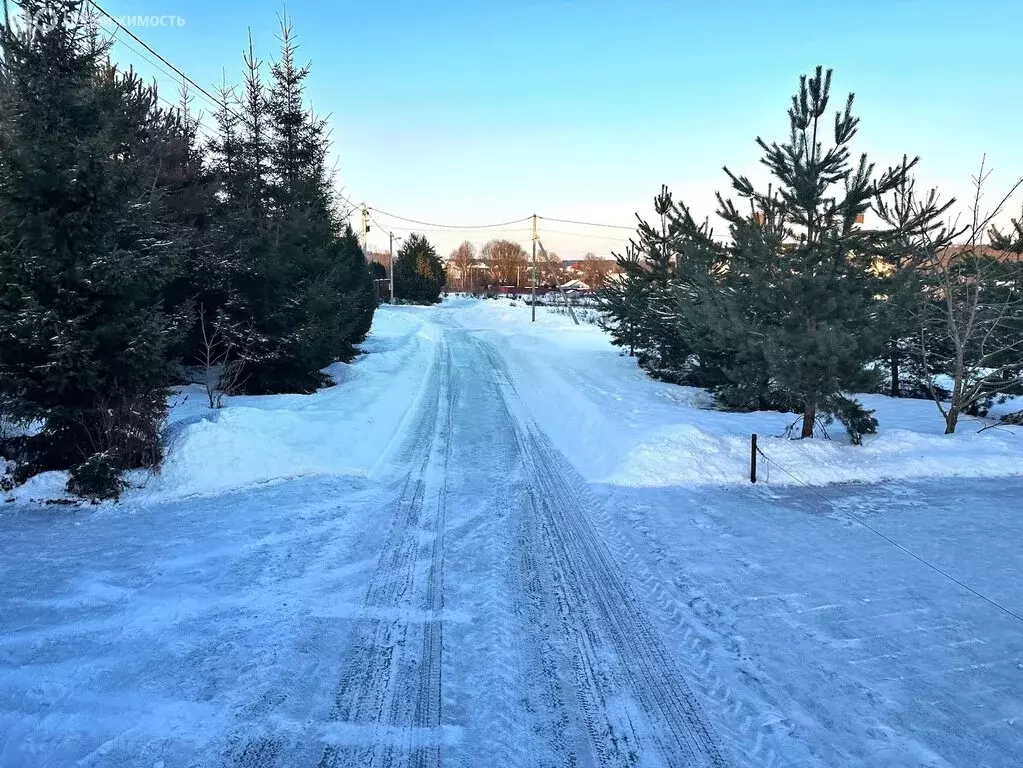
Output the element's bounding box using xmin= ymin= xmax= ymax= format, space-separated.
xmin=802 ymin=312 xmax=818 ymax=438
xmin=889 ymin=344 xmax=901 ymax=398
xmin=945 ymin=359 xmax=965 ymax=434
xmin=944 ymin=409 xmax=959 ymax=434
xmin=801 ymin=395 xmax=816 ymax=438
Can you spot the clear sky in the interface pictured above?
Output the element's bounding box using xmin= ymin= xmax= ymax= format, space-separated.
xmin=99 ymin=0 xmax=1023 ymax=259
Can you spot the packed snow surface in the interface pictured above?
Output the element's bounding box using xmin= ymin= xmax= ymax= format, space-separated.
xmin=1 ymin=299 xmax=1020 ymax=766
xmin=453 ymin=296 xmax=1023 ymax=489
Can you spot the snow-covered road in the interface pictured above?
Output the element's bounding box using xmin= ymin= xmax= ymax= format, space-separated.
xmin=2 ymin=303 xmax=1021 ymax=767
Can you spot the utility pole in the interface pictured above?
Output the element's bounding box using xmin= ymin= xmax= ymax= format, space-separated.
xmin=388 ymin=231 xmax=396 ymax=303
xmin=361 ymin=204 xmax=369 ymax=257
xmin=531 ymin=213 xmax=537 ymax=322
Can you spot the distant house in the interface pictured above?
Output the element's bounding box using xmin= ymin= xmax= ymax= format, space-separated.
xmin=559 ymin=278 xmax=591 ymax=292
xmin=445 ymin=259 xmax=491 ymax=291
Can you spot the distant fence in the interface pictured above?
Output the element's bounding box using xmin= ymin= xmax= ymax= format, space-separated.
xmin=526 ymin=294 xmax=601 ymax=309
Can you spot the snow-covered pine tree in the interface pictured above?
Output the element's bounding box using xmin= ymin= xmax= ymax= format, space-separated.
xmin=393 ymin=234 xmax=444 ymax=304
xmin=0 ymin=0 xmax=185 ymax=496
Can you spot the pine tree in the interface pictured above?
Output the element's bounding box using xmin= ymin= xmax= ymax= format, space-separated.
xmin=607 ymin=69 xmax=950 ymax=443
xmin=0 ymin=1 xmax=184 ymax=496
xmin=872 ymin=161 xmax=955 ymax=398
xmin=393 ymin=234 xmax=444 ymax=304
xmin=599 ymin=186 xmax=729 ymax=388
xmin=599 ymin=244 xmax=647 ymax=357
xmin=709 ymin=67 xmax=920 ymax=440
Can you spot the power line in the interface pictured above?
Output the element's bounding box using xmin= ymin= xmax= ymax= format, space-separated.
xmin=89 ymin=21 xmax=217 ymax=139
xmin=538 ymin=215 xmax=635 ymax=231
xmin=539 ymin=228 xmax=631 ymax=242
xmin=80 ymin=6 xmax=640 ymax=246
xmin=336 ymin=190 xmax=360 ymax=212
xmin=86 ymin=0 xmax=242 ymax=124
xmin=373 ymin=223 xmax=532 ymax=235
xmin=368 ymin=207 xmax=531 ymax=230
xmin=754 ymin=446 xmax=1023 ymax=627
xmin=97 ymin=22 xmax=182 ymax=88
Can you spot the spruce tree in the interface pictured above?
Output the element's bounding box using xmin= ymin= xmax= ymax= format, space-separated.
xmin=332 ymin=223 xmax=378 ymax=348
xmin=0 ymin=0 xmax=183 ymax=496
xmin=263 ymin=18 xmax=374 ymax=387
xmin=393 ymin=234 xmax=444 ymax=304
xmin=160 ymin=88 xmax=241 ymax=375
xmin=207 ymin=18 xmax=375 ymax=393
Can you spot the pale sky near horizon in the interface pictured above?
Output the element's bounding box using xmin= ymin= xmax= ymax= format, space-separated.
xmin=97 ymin=0 xmax=1023 ymax=259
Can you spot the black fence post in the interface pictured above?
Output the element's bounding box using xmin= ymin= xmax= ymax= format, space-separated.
xmin=750 ymin=433 xmax=758 ymax=484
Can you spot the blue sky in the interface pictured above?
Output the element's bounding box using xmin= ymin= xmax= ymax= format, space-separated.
xmin=100 ymin=0 xmax=1023 ymax=258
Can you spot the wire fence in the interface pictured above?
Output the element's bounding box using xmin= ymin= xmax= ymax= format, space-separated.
xmin=751 ymin=437 xmax=1023 ymax=627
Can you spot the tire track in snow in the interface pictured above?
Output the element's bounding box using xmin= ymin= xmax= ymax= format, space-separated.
xmin=474 ymin=330 xmax=805 ymax=768
xmin=473 ymin=335 xmax=729 ymax=767
xmin=315 ymin=338 xmax=453 ymax=768
xmin=435 ymin=323 xmax=581 ymax=768
xmin=406 ymin=344 xmax=455 ymax=768
xmin=591 ymin=488 xmax=807 ymax=768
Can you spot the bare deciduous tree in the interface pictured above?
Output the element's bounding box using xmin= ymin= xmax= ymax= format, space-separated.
xmin=196 ymin=306 xmax=249 ymax=409
xmin=483 ymin=239 xmax=529 ymax=287
xmin=909 ymin=158 xmax=1023 ymax=433
xmin=448 ymin=240 xmax=476 ymax=291
xmin=539 ymin=250 xmax=567 ymax=286
xmin=577 ymin=252 xmax=615 ymax=289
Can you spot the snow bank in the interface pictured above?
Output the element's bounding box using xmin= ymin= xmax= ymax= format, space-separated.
xmin=4 ymin=307 xmax=438 ymax=504
xmin=453 ymin=298 xmax=1023 ymax=488
xmin=143 ymin=308 xmax=437 ymax=500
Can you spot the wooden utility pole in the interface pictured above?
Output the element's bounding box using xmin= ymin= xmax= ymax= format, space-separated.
xmin=531 ymin=214 xmax=537 ymax=322
xmin=388 ymin=231 xmax=396 ymax=303
xmin=536 ymin=238 xmax=578 ymax=325
xmin=361 ymin=204 xmax=369 ymax=256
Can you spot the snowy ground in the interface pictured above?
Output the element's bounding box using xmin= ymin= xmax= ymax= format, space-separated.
xmin=1 ymin=299 xmax=1021 ymax=766
xmin=455 ymin=296 xmax=1023 ymax=489
xmin=5 ymin=308 xmax=439 ymax=504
